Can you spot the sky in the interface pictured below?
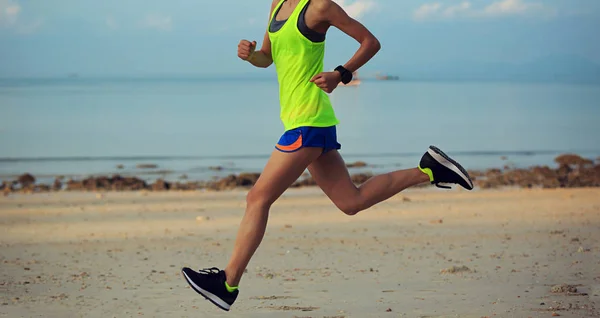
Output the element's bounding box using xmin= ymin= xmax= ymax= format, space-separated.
xmin=1 ymin=0 xmax=600 ymax=78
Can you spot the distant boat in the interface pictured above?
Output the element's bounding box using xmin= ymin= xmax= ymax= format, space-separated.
xmin=375 ymin=73 xmax=399 ymax=81
xmin=340 ymin=71 xmax=361 ymax=87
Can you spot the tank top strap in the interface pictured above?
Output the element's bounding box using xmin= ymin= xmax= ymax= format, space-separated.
xmin=290 ymin=0 xmax=311 ymax=24
xmin=270 ymin=0 xmax=287 ymax=23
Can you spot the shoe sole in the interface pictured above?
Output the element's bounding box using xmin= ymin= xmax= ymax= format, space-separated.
xmin=428 ymin=146 xmax=474 ymax=190
xmin=181 ymin=270 xmax=231 ymax=311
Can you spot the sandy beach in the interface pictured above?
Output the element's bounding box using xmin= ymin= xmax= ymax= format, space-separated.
xmin=1 ymin=187 xmax=599 ymax=318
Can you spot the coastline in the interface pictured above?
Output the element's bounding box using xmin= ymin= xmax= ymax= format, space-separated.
xmin=2 ymin=153 xmax=599 ymax=196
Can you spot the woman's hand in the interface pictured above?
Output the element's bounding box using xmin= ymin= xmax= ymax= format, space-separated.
xmin=310 ymin=71 xmax=342 ymax=93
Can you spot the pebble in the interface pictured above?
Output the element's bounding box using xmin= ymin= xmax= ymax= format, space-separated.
xmin=196 ymin=216 xmax=209 ymax=222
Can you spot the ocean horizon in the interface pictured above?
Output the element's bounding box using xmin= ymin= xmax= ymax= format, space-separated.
xmin=1 ymin=76 xmax=599 ymax=184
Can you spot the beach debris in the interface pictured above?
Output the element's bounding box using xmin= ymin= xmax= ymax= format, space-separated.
xmin=346 ymin=161 xmax=367 ymax=168
xmin=249 ymin=295 xmax=295 ymax=300
xmin=262 ymin=305 xmax=319 ymax=311
xmin=550 ymin=284 xmax=577 ymax=293
xmin=66 ymin=175 xmax=148 ymax=192
xmin=440 ymin=265 xmax=472 ymax=274
xmin=476 ymin=154 xmax=600 ymax=189
xmin=555 ymin=154 xmax=593 ymax=167
xmin=430 ymin=219 xmax=443 ymax=224
xmin=6 ymin=152 xmax=600 ymax=193
xmin=18 ymin=173 xmax=36 ymax=188
xmin=152 ymin=179 xmax=170 ymax=191
xmin=552 ymin=312 xmax=560 ymax=316
xmin=136 ymin=164 xmax=158 ymax=169
xmin=350 ymin=173 xmax=372 ymax=184
xmin=291 ymin=176 xmax=317 ymax=187
xmin=52 ymin=178 xmax=62 ymax=191
xmin=207 ymin=173 xmax=261 ymax=190
xmin=49 ymin=293 xmax=68 ymax=300
xmin=577 ymin=246 xmax=591 ymax=253
xmin=195 ymin=216 xmax=209 ymax=222
xmin=386 ymin=308 xmax=392 ymax=312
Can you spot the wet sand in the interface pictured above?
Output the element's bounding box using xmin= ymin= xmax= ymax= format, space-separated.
xmin=1 ymin=187 xmax=599 ymax=317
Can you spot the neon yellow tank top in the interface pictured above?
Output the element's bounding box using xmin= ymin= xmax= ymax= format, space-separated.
xmin=268 ymin=0 xmax=340 ymax=131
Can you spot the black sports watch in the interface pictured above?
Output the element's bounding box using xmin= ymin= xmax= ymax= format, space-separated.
xmin=334 ymin=65 xmax=353 ymax=84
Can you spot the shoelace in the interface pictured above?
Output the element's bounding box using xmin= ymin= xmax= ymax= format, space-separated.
xmin=198 ymin=267 xmax=221 ymax=275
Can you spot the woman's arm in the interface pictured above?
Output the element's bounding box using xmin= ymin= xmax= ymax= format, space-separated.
xmin=309 ymin=0 xmax=381 ymax=93
xmin=238 ymin=0 xmax=279 ymax=68
xmin=317 ymin=0 xmax=381 ymax=73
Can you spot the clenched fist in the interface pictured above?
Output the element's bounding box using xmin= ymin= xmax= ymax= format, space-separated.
xmin=238 ymin=40 xmax=257 ymax=61
xmin=310 ymin=72 xmax=342 ymax=94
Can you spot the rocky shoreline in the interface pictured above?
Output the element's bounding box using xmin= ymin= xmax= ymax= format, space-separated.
xmin=2 ymin=154 xmax=599 ymax=195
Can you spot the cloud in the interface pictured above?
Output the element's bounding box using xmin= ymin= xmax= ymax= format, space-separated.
xmin=335 ymin=0 xmax=376 ymax=19
xmin=0 ymin=0 xmax=43 ymax=33
xmin=0 ymin=0 xmax=21 ymax=26
xmin=414 ymin=3 xmax=442 ymax=20
xmin=484 ymin=0 xmax=544 ymax=16
xmin=444 ymin=2 xmax=471 ymax=18
xmin=140 ymin=14 xmax=172 ymax=31
xmin=413 ymin=0 xmax=555 ymax=21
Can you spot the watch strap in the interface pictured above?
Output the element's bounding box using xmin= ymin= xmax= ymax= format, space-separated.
xmin=335 ymin=65 xmax=353 ymax=84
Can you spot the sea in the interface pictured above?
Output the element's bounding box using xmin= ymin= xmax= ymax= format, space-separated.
xmin=1 ymin=77 xmax=599 ymax=185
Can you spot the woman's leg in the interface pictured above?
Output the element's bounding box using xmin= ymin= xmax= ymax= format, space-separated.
xmin=307 ymin=149 xmax=430 ymax=215
xmin=223 ymin=147 xmax=323 ymax=286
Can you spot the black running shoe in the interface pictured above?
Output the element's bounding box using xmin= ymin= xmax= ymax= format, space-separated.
xmin=181 ymin=267 xmax=238 ymax=311
xmin=418 ymin=145 xmax=474 ymax=190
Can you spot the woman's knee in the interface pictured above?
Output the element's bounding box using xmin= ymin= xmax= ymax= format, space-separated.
xmin=335 ymin=196 xmax=366 ymax=216
xmin=246 ymin=187 xmax=274 ymax=210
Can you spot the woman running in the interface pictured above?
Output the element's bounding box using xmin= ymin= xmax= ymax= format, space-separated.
xmin=182 ymin=0 xmax=473 ymax=311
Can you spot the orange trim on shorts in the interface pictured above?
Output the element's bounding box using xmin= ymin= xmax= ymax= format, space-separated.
xmin=275 ymin=133 xmax=303 ymax=152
